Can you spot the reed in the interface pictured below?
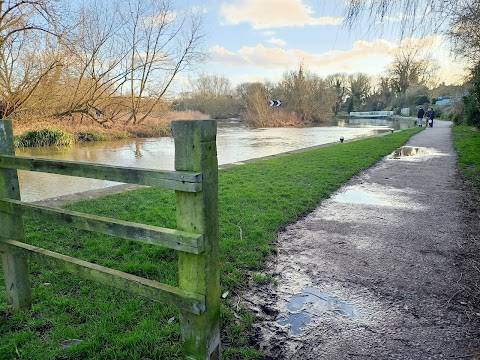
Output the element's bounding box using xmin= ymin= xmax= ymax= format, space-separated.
xmin=14 ymin=128 xmax=74 ymax=147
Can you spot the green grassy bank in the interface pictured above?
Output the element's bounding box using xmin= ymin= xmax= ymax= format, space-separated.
xmin=453 ymin=126 xmax=480 ymax=186
xmin=0 ymin=128 xmax=422 ymax=359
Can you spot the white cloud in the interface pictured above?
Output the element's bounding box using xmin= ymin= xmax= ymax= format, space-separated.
xmin=143 ymin=12 xmax=177 ymax=26
xmin=268 ymin=37 xmax=287 ymax=46
xmin=208 ymin=39 xmax=395 ymax=73
xmin=220 ymin=0 xmax=343 ymax=29
xmin=207 ymin=35 xmax=465 ymax=84
xmin=191 ymin=5 xmax=208 ymax=14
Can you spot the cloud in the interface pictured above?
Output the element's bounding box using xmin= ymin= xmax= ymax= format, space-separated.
xmin=208 ymin=39 xmax=395 ymax=72
xmin=207 ymin=35 xmax=465 ymax=84
xmin=191 ymin=5 xmax=208 ymax=14
xmin=220 ymin=0 xmax=343 ymax=29
xmin=262 ymin=30 xmax=276 ymax=36
xmin=268 ymin=37 xmax=287 ymax=46
xmin=143 ymin=12 xmax=177 ymax=26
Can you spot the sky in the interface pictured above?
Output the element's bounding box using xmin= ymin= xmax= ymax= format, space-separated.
xmin=177 ymin=0 xmax=468 ymax=88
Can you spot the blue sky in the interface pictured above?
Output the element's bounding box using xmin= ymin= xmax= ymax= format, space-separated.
xmin=178 ymin=0 xmax=467 ymax=87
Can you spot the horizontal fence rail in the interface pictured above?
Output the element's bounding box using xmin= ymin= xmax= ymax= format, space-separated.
xmin=0 ymin=199 xmax=204 ymax=254
xmin=0 ymin=239 xmax=205 ymax=314
xmin=0 ymin=119 xmax=221 ymax=359
xmin=0 ymin=155 xmax=202 ymax=192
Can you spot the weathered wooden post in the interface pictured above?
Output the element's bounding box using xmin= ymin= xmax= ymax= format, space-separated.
xmin=0 ymin=120 xmax=32 ymax=311
xmin=172 ymin=120 xmax=221 ymax=360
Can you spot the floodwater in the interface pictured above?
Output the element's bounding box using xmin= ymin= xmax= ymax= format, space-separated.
xmin=15 ymin=117 xmax=413 ymax=202
xmin=277 ymin=287 xmax=359 ymax=335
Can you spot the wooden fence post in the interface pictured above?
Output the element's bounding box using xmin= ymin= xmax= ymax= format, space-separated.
xmin=172 ymin=120 xmax=220 ymax=360
xmin=0 ymin=120 xmax=32 ymax=311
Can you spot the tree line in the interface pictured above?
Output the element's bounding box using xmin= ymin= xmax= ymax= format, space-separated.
xmin=176 ymin=44 xmax=451 ymax=127
xmin=2 ymin=0 xmax=478 ymax=130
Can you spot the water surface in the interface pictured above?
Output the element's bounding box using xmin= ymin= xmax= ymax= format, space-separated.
xmin=16 ymin=118 xmax=412 ymax=201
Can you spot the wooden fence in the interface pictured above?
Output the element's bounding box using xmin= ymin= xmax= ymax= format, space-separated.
xmin=0 ymin=119 xmax=220 ymax=360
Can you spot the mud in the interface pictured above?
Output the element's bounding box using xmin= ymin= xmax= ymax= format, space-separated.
xmin=247 ymin=122 xmax=480 ymax=359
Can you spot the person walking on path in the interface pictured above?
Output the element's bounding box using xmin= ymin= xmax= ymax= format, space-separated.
xmin=417 ymin=106 xmax=425 ymax=127
xmin=425 ymin=107 xmax=435 ymax=127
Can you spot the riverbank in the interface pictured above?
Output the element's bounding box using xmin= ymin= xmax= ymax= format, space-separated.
xmin=11 ymin=111 xmax=210 ymax=147
xmin=0 ymin=126 xmax=444 ymax=359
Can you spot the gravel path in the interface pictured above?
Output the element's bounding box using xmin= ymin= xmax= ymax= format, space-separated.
xmin=252 ymin=121 xmax=480 ymax=359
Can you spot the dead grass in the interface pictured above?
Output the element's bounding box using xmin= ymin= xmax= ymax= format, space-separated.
xmin=11 ymin=111 xmax=211 ymax=141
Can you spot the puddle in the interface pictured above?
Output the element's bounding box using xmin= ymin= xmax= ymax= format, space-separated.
xmin=277 ymin=287 xmax=359 ymax=335
xmin=391 ymin=146 xmax=432 ymax=158
xmin=333 ymin=189 xmax=390 ymax=206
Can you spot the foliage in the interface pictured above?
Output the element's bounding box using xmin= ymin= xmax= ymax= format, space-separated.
xmin=346 ymin=73 xmax=371 ymax=110
xmin=0 ymin=128 xmax=421 ymax=359
xmin=182 ymin=74 xmax=243 ymax=118
xmin=415 ymin=95 xmax=430 ymax=105
xmin=277 ymin=65 xmax=334 ymax=123
xmin=391 ymin=85 xmax=431 ymax=109
xmin=388 ymin=46 xmax=438 ymax=96
xmin=461 ymin=63 xmax=480 ymax=127
xmin=242 ymin=84 xmax=277 ymax=127
xmin=326 ymin=73 xmax=347 ymax=114
xmin=14 ymin=128 xmax=74 ymax=147
xmin=449 ymin=0 xmax=480 ymax=63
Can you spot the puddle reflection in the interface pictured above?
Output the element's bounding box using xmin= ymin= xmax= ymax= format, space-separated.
xmin=277 ymin=287 xmax=359 ymax=335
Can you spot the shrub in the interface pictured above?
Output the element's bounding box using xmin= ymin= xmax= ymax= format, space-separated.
xmin=415 ymin=95 xmax=430 ymax=105
xmin=462 ymin=62 xmax=480 ymax=127
xmin=14 ymin=128 xmax=74 ymax=147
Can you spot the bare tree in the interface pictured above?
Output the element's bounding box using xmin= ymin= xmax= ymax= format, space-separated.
xmin=185 ymin=73 xmax=242 ymax=118
xmin=278 ymin=65 xmax=334 ymax=123
xmin=344 ymin=0 xmax=460 ymax=37
xmin=0 ymin=0 xmax=59 ymax=47
xmin=449 ymin=0 xmax=480 ymax=63
xmin=346 ymin=73 xmax=371 ymax=110
xmin=191 ymin=73 xmax=232 ymax=98
xmin=243 ymin=83 xmax=275 ymax=127
xmin=120 ymin=0 xmax=205 ymax=125
xmin=0 ymin=0 xmax=62 ymax=118
xmin=388 ymin=46 xmax=438 ymax=95
xmin=52 ymin=1 xmax=129 ymax=124
xmin=326 ymin=73 xmax=347 ymax=115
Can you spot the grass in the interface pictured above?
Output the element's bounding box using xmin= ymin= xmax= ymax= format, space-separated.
xmin=453 ymin=126 xmax=480 ymax=186
xmin=14 ymin=128 xmax=74 ymax=147
xmin=0 ymin=127 xmax=422 ymax=359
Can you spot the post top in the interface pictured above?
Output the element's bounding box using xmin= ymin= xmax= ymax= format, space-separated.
xmin=171 ymin=120 xmax=217 ymax=142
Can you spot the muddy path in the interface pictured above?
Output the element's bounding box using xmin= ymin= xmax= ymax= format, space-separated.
xmin=248 ymin=122 xmax=480 ymax=359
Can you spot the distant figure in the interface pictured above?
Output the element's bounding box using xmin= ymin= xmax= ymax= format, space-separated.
xmin=426 ymin=107 xmax=435 ymax=127
xmin=417 ymin=107 xmax=425 ymax=127
xmin=95 ymin=108 xmax=102 ymax=118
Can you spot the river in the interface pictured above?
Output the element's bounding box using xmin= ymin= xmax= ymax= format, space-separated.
xmin=15 ymin=117 xmax=413 ymax=202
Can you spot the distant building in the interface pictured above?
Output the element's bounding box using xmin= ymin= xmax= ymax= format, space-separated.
xmin=435 ymin=98 xmax=451 ymax=106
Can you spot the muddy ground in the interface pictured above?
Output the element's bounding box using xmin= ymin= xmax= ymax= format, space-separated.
xmin=246 ymin=122 xmax=480 ymax=359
